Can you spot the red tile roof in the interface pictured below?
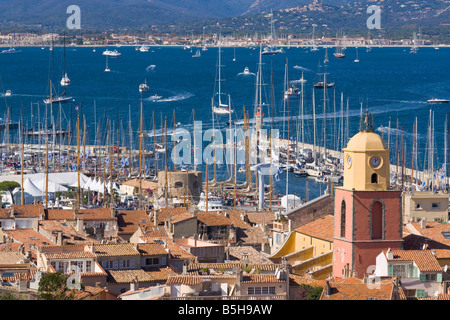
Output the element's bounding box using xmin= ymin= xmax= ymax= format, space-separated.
xmin=196 ymin=212 xmax=232 ymax=226
xmin=384 ymin=249 xmax=442 ymax=272
xmin=117 ymin=210 xmax=151 ymax=234
xmin=294 ymin=215 xmax=334 ymax=242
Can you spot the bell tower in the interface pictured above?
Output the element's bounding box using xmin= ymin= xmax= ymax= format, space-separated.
xmin=333 ymin=111 xmax=403 ymax=279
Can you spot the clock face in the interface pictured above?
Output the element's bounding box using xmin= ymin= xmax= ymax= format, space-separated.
xmin=370 ymin=156 xmax=382 ymax=168
xmin=347 ymin=155 xmax=352 ymax=167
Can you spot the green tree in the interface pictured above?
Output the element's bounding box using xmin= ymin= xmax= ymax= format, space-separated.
xmin=37 ymin=272 xmax=75 ymax=300
xmin=0 ymin=181 xmax=21 ymax=205
xmin=294 ymin=284 xmax=323 ymax=300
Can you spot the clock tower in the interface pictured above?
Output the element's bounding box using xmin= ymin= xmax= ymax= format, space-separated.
xmin=333 ymin=112 xmax=403 ymax=279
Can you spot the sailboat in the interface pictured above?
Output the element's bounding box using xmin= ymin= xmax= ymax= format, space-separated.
xmin=333 ymin=30 xmax=346 ymax=58
xmin=139 ymin=79 xmax=149 ymax=93
xmin=324 ymin=46 xmax=329 ymax=64
xmin=410 ymin=32 xmax=419 ymax=54
xmin=202 ymin=27 xmax=208 ymax=51
xmin=104 ymin=55 xmax=111 ymax=72
xmin=262 ymin=10 xmax=285 ymax=55
xmin=310 ymin=24 xmax=319 ymax=52
xmin=60 ymin=33 xmax=70 ymax=87
xmin=192 ymin=49 xmax=201 ymax=58
xmin=212 ymin=42 xmax=233 ymax=115
xmin=354 ymin=47 xmax=360 ymax=63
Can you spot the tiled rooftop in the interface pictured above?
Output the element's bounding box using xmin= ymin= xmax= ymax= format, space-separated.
xmin=294 ymin=215 xmax=334 ymax=242
xmin=136 ymin=243 xmax=168 ymax=256
xmin=94 ymin=243 xmax=140 ymax=257
xmin=384 ymin=249 xmax=442 ymax=272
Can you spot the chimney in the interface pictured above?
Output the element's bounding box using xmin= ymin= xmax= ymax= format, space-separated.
xmin=386 ymin=248 xmax=394 ymax=260
xmin=33 ymin=220 xmax=39 ymax=233
xmin=182 ymin=260 xmax=188 ymax=275
xmin=76 ymin=218 xmax=84 ymax=233
xmin=420 ymin=218 xmax=427 ymax=229
xmin=130 ymin=276 xmax=139 ymax=292
xmin=154 ymin=211 xmax=158 ymax=226
xmin=9 ymin=208 xmax=14 ymax=218
xmin=56 ymin=231 xmax=63 ymax=246
xmin=95 ymin=282 xmax=101 ymax=288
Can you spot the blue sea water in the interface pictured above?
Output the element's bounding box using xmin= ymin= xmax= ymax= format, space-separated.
xmin=0 ymin=45 xmax=449 ymax=200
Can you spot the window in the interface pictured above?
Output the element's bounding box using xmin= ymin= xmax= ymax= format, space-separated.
xmin=415 ymin=203 xmax=421 ymax=209
xmin=416 ymin=289 xmax=426 ymax=298
xmin=86 ymin=261 xmax=92 ymax=273
xmin=276 ymin=234 xmax=281 ymax=245
xmin=103 ymin=260 xmax=114 ymax=270
xmin=76 ymin=261 xmax=84 ymax=273
xmin=432 ymin=203 xmax=440 ymax=209
xmin=145 ymin=257 xmax=160 ymax=266
xmin=248 ymin=287 xmax=275 ymax=295
xmin=174 ymin=182 xmax=183 ymax=188
xmin=425 ymin=274 xmax=437 ymax=281
xmin=392 ymin=264 xmax=408 ymax=278
xmin=371 ymin=173 xmax=378 ymax=184
xmin=371 ymin=201 xmax=383 ymax=240
xmin=123 ymin=260 xmax=131 ymax=268
xmin=340 ymin=200 xmax=346 ymax=238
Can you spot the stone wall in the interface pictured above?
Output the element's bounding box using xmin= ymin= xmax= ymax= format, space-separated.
xmin=157 ymin=171 xmax=203 ymax=203
xmin=286 ymin=194 xmax=334 ymax=230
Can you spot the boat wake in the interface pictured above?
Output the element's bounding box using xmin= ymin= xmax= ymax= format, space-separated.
xmin=293 ymin=65 xmax=313 ymax=73
xmin=237 ymin=72 xmax=255 ymax=76
xmin=146 ymin=65 xmax=156 ymax=72
xmin=147 ymin=92 xmax=194 ymax=103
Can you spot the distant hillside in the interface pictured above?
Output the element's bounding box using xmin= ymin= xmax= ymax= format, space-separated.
xmin=0 ymin=0 xmax=448 ymax=42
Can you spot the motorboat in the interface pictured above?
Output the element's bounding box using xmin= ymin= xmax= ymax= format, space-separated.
xmin=60 ymin=73 xmax=70 ymax=86
xmin=284 ymin=86 xmax=300 ymax=99
xmin=102 ymin=49 xmax=121 ymax=58
xmin=197 ymin=192 xmax=225 ymax=211
xmin=427 ymin=98 xmax=449 ymax=104
xmin=1 ymin=48 xmax=21 ymax=54
xmin=314 ymin=82 xmax=334 ymax=89
xmin=4 ymin=90 xmax=11 ymax=97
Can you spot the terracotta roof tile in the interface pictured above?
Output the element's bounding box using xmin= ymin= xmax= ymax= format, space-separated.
xmin=137 ymin=243 xmax=168 ymax=256
xmin=94 ymin=243 xmax=140 ymax=257
xmin=107 ymin=267 xmax=174 ymax=284
xmin=166 ymin=274 xmax=202 ymax=286
xmin=12 ymin=205 xmax=43 ymax=218
xmin=321 ymin=277 xmax=400 ymax=300
xmin=385 ymin=250 xmax=442 ymax=272
xmin=117 ymin=210 xmax=151 ymax=234
xmin=241 ymin=274 xmax=285 ymax=284
xmin=245 ymin=211 xmax=276 ymax=226
xmin=77 ymin=208 xmax=115 ymax=220
xmin=46 ymin=209 xmax=75 ymax=220
xmin=44 ymin=251 xmax=96 ymax=260
xmin=165 ymin=242 xmax=195 ymax=260
xmin=3 ymin=229 xmax=54 ymax=251
xmin=0 ymin=251 xmax=26 ymax=264
xmin=404 ymin=222 xmax=450 ymax=249
xmin=294 ymin=215 xmax=334 ymax=242
xmin=196 ymin=212 xmax=231 ymax=226
xmin=226 ymin=210 xmax=252 ymax=229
